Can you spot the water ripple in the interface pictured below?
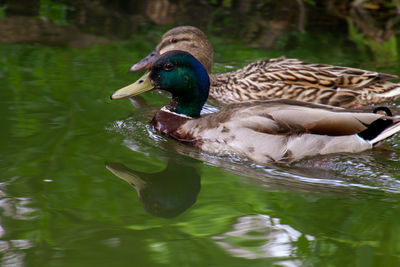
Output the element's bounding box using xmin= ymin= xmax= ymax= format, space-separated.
xmin=109 ymin=107 xmax=400 ymax=195
xmin=212 ymin=214 xmax=313 ymax=265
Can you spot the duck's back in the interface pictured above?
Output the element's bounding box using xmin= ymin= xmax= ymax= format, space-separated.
xmin=210 ymin=57 xmax=400 ymax=108
xmin=177 ymin=99 xmax=393 ymax=163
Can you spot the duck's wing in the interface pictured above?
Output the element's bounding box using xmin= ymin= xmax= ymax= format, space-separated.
xmin=185 ymin=99 xmax=395 ymax=139
xmin=244 ymin=57 xmax=398 ymax=88
xmin=224 ymin=100 xmax=391 ymax=135
xmin=180 ymin=100 xmax=399 ymax=163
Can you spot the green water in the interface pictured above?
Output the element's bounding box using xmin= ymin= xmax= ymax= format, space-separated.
xmin=1 ymin=30 xmax=400 ymax=267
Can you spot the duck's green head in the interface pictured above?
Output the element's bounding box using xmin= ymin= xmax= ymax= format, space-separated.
xmin=112 ymin=50 xmax=210 ymax=118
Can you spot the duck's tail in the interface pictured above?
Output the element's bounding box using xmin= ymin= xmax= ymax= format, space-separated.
xmin=377 ymin=84 xmax=400 ymax=99
xmin=370 ymin=117 xmax=400 ymax=146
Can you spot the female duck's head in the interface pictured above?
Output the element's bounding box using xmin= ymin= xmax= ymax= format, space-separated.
xmin=130 ymin=26 xmax=213 ymax=73
xmin=111 ymin=50 xmax=210 ymax=118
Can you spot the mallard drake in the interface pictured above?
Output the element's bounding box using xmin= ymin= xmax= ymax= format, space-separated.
xmin=112 ymin=50 xmax=400 ymax=164
xmin=130 ymin=26 xmax=400 ymax=108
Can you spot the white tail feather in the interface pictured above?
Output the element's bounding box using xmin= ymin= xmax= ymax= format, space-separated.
xmin=370 ymin=120 xmax=400 ymax=145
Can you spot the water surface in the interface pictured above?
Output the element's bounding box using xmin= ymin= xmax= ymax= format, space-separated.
xmin=1 ymin=29 xmax=400 ymax=266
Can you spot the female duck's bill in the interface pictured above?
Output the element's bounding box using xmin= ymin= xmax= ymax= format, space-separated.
xmin=130 ymin=50 xmax=159 ymax=72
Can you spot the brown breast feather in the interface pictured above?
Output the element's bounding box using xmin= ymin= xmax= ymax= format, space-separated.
xmin=151 ymin=110 xmax=196 ymax=144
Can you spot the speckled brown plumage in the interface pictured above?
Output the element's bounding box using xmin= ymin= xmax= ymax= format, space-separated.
xmin=210 ymin=57 xmax=400 ymax=108
xmin=130 ymin=26 xmax=400 ymax=108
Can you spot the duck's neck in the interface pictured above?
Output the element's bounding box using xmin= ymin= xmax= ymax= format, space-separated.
xmin=165 ymin=72 xmax=209 ymax=118
xmin=155 ymin=52 xmax=210 ymax=117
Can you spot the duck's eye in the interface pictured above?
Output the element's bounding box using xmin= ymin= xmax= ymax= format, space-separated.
xmin=171 ymin=38 xmax=178 ymax=43
xmin=163 ymin=62 xmax=174 ymax=71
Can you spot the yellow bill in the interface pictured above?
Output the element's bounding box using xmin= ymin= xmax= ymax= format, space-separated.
xmin=111 ymin=72 xmax=153 ymax=100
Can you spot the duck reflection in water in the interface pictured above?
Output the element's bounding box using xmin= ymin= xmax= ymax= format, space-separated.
xmin=106 ymin=159 xmax=201 ymax=218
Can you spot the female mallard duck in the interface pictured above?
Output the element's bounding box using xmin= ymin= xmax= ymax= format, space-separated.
xmin=130 ymin=26 xmax=400 ymax=108
xmin=112 ymin=50 xmax=400 ymax=164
